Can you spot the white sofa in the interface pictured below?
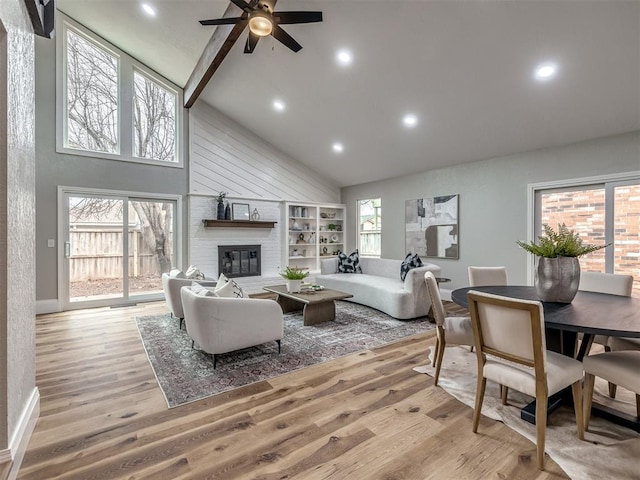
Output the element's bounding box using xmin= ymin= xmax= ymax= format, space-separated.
xmin=315 ymin=257 xmax=441 ymax=319
xmin=180 ymin=287 xmax=284 ymax=369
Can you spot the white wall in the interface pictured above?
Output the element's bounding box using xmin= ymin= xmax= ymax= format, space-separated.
xmin=188 ymin=103 xmax=340 ymax=281
xmin=189 ymin=196 xmax=283 ymax=281
xmin=0 ymin=0 xmax=38 ymax=471
xmin=189 ymin=102 xmax=339 ymax=202
xmin=341 ymin=131 xmax=640 ymax=291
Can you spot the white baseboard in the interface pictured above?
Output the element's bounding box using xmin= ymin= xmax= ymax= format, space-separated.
xmin=36 ymin=299 xmax=60 ymax=314
xmin=0 ymin=448 xmax=9 ymax=463
xmin=7 ymin=388 xmax=40 ymax=480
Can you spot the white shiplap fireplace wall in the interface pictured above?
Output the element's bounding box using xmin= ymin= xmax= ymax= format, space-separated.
xmin=188 ymin=103 xmax=340 ymax=292
xmin=189 ymin=197 xmax=283 ymax=290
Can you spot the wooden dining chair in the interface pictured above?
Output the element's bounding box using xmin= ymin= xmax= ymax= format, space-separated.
xmin=583 ymin=349 xmax=640 ymax=431
xmin=578 ymin=272 xmax=634 ymax=397
xmin=424 ymin=271 xmax=474 ymax=386
xmin=467 ymin=290 xmax=585 ymax=470
xmin=468 ymin=266 xmax=508 ymax=287
xmin=467 ymin=266 xmax=509 ymax=396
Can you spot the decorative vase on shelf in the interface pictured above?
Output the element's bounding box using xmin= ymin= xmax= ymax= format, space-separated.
xmin=251 ymin=208 xmax=260 ymax=221
xmin=224 ymin=202 xmax=231 ymax=220
xmin=535 ymin=257 xmax=580 ymax=303
xmin=217 ymin=201 xmax=225 ymax=220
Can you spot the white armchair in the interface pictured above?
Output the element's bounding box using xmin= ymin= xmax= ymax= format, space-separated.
xmin=180 ymin=287 xmax=284 ymax=369
xmin=162 ymin=273 xmax=216 ymax=329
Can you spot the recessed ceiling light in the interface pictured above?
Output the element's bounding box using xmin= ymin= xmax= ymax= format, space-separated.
xmin=534 ymin=62 xmax=557 ymax=81
xmin=332 ymin=142 xmax=344 ymax=153
xmin=336 ymin=49 xmax=353 ymax=66
xmin=402 ymin=114 xmax=418 ymax=128
xmin=141 ymin=3 xmax=156 ymax=17
xmin=272 ymin=99 xmax=285 ymax=112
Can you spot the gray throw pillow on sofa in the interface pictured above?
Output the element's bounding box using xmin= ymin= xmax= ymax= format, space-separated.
xmin=400 ymin=253 xmax=423 ymax=281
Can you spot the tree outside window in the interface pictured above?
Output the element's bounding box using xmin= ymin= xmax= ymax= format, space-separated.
xmin=358 ymin=198 xmax=382 ymax=256
xmin=133 ymin=72 xmax=176 ymax=162
xmin=65 ymin=29 xmax=119 ymax=153
xmin=61 ymin=21 xmax=181 ymax=165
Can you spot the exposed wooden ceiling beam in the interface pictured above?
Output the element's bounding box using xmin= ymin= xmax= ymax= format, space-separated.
xmin=183 ymin=2 xmax=246 ymax=108
xmin=183 ymin=0 xmax=278 ymax=108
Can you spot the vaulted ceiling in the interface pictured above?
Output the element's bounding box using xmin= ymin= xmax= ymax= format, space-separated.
xmin=58 ymin=1 xmax=640 ymax=187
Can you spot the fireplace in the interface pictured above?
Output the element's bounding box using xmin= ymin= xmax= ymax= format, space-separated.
xmin=218 ymin=245 xmax=261 ymax=278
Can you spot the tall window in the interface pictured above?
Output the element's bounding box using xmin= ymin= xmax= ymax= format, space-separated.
xmin=358 ymin=198 xmax=381 ymax=257
xmin=535 ymin=178 xmax=640 ymax=297
xmin=65 ymin=29 xmax=119 ymax=154
xmin=133 ymin=71 xmax=176 ymax=162
xmin=58 ymin=16 xmax=183 ymax=167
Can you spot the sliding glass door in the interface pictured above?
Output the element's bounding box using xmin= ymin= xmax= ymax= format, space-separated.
xmin=62 ymin=189 xmax=179 ymax=309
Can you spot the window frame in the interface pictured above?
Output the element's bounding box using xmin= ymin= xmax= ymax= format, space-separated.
xmin=132 ymin=67 xmax=179 ymax=163
xmin=356 ymin=198 xmax=382 ymax=257
xmin=56 ymin=14 xmax=184 ymax=168
xmin=527 ymin=171 xmax=640 ymax=283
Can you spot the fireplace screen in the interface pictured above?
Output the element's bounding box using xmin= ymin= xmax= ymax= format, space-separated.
xmin=218 ymin=245 xmax=261 ymax=278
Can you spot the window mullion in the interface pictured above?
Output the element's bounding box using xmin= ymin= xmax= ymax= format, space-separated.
xmin=604 ymin=182 xmax=615 ymax=273
xmin=120 ymin=60 xmax=133 ymax=158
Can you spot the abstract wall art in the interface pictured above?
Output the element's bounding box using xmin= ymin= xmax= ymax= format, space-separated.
xmin=405 ymin=194 xmax=459 ymax=259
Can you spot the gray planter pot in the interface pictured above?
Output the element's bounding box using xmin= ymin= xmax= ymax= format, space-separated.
xmin=535 ymin=256 xmax=581 ymax=303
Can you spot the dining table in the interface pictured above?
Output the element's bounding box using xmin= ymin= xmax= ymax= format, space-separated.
xmin=451 ymin=285 xmax=640 ymax=432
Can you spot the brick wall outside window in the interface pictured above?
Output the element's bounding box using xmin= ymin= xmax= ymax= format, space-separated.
xmin=541 ymin=185 xmax=640 ymax=297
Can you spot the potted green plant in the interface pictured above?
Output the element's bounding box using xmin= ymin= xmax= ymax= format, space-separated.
xmin=214 ymin=192 xmax=227 ymax=220
xmin=516 ymin=223 xmax=609 ymax=303
xmin=279 ymin=265 xmax=309 ymax=293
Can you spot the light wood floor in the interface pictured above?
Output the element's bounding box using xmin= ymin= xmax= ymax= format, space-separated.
xmin=18 ymin=302 xmax=569 ymax=479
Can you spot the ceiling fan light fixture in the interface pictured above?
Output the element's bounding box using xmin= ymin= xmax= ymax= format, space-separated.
xmin=249 ymin=12 xmax=273 ymax=37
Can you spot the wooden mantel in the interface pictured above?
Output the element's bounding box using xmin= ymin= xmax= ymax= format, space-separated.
xmin=202 ymin=219 xmax=277 ymax=229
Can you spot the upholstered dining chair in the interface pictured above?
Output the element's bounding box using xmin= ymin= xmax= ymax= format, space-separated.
xmin=468 ymin=266 xmax=508 ymax=287
xmin=578 ymin=272 xmax=633 ymax=397
xmin=467 ymin=290 xmax=585 ymax=470
xmin=424 ymin=271 xmax=474 ymax=386
xmin=582 ymin=349 xmax=640 ymax=431
xmin=467 ymin=267 xmax=508 ymax=359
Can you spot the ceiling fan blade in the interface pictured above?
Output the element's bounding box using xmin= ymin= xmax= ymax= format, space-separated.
xmin=199 ymin=17 xmax=244 ymax=26
xmin=273 ymin=11 xmax=322 ymax=24
xmin=230 ymin=0 xmax=253 ymax=13
xmin=244 ymin=31 xmax=260 ymax=53
xmin=271 ymin=25 xmax=302 ymax=52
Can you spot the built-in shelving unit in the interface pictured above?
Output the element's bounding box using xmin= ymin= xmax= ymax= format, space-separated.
xmin=202 ymin=219 xmax=277 ymax=229
xmin=283 ymin=202 xmax=346 ymax=273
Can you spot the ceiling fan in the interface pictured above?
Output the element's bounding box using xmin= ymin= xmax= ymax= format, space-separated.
xmin=199 ymin=0 xmax=322 ymax=54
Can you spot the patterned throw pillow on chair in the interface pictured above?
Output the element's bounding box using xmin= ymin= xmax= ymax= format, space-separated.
xmin=185 ymin=265 xmax=205 ymax=280
xmin=337 ymin=250 xmax=363 ymax=274
xmin=213 ymin=274 xmax=245 ymax=298
xmin=400 ymin=253 xmax=423 ymax=281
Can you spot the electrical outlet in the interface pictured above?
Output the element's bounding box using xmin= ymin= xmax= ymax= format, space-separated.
xmin=47 ymin=239 xmax=55 ymax=248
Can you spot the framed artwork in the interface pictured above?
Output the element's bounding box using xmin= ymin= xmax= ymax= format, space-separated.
xmin=405 ymin=194 xmax=459 ymax=259
xmin=232 ymin=203 xmax=250 ymax=221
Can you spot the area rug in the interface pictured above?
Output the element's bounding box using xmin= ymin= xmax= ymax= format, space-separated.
xmin=136 ymin=301 xmax=437 ymax=408
xmin=414 ymin=346 xmax=640 ymax=480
